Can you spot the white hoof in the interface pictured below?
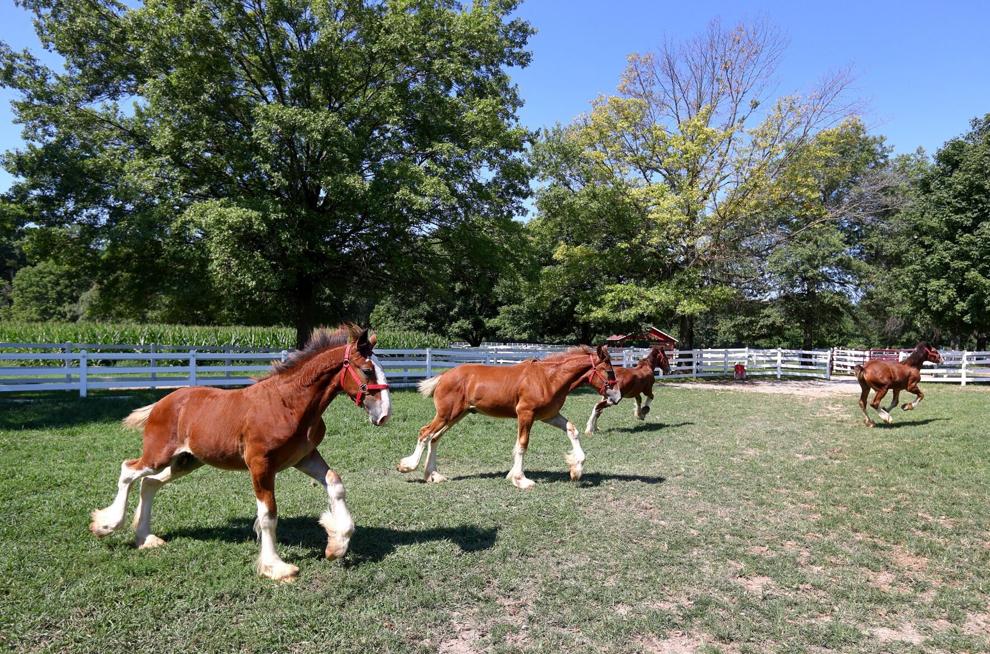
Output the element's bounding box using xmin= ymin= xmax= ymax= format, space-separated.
xmin=396 ymin=458 xmax=418 ymax=473
xmin=89 ymin=509 xmax=122 ymax=537
xmin=509 ymin=475 xmax=535 ymax=490
xmin=425 ymin=471 xmax=448 ymax=484
xmin=569 ymin=464 xmax=583 ymax=481
xmin=137 ymin=534 xmax=166 ymax=549
xmin=257 ymin=559 xmax=299 ymax=581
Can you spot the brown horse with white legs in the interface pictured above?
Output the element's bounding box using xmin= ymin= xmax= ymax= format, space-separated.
xmin=854 ymin=342 xmax=943 ymax=427
xmin=397 ymin=345 xmax=622 ymax=489
xmin=89 ymin=325 xmax=391 ymax=581
xmin=584 ymin=346 xmax=672 ymax=434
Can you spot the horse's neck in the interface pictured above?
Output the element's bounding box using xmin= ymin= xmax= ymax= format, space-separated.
xmin=545 ymin=354 xmax=593 ymax=391
xmin=902 ymin=350 xmax=926 ymax=368
xmin=285 ymin=349 xmax=345 ymax=415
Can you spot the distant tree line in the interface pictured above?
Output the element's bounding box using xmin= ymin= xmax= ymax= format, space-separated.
xmin=1 ymin=5 xmax=987 ymax=349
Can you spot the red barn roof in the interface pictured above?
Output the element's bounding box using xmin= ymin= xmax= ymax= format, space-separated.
xmin=605 ymin=326 xmax=678 ymax=349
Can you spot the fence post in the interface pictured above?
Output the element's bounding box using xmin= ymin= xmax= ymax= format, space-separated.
xmin=776 ymin=348 xmax=782 ymax=380
xmin=961 ymin=350 xmax=968 ymax=387
xmin=426 ymin=348 xmax=433 ymax=378
xmin=280 ymin=350 xmax=288 ymax=364
xmin=825 ymin=349 xmax=832 ymax=381
xmin=189 ymin=350 xmax=197 ymax=386
xmin=150 ymin=343 xmax=158 ymax=389
xmin=722 ymin=350 xmax=728 ymax=378
xmin=79 ymin=350 xmax=88 ymax=398
xmin=691 ymin=350 xmax=697 ymax=377
xmin=224 ymin=346 xmax=232 ymax=380
xmin=63 ymin=342 xmax=71 ymax=384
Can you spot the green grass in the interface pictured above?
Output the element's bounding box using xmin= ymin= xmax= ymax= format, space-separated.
xmin=1 ymin=385 xmax=989 ymax=653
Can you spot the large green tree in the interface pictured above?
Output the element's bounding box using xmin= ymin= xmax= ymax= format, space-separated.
xmin=899 ymin=115 xmax=990 ymax=348
xmin=519 ymin=20 xmax=854 ymax=347
xmin=2 ymin=0 xmax=532 ymax=345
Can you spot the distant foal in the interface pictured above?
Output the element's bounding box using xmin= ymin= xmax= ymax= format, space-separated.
xmin=90 ymin=325 xmax=391 ymax=581
xmin=397 ymin=345 xmax=622 ymax=489
xmin=585 ymin=345 xmax=671 ymax=434
xmin=853 ymin=342 xmax=943 ymax=427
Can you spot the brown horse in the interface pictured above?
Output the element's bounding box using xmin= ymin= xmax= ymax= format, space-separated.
xmin=89 ymin=325 xmax=391 ymax=581
xmin=584 ymin=346 xmax=672 ymax=434
xmin=397 ymin=345 xmax=622 ymax=489
xmin=854 ymin=341 xmax=943 ymax=427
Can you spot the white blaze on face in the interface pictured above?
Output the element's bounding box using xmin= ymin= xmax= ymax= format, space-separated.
xmin=605 ymin=385 xmax=622 ymax=405
xmin=364 ymin=355 xmax=391 ymax=426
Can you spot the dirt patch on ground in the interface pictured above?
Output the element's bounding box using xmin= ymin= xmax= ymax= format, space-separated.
xmin=869 ymin=623 xmax=925 ymax=645
xmin=663 ymin=380 xmax=861 ymax=398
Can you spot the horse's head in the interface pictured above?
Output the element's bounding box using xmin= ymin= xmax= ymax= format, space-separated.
xmin=339 ymin=328 xmax=392 ymax=426
xmin=588 ymin=344 xmax=622 ymax=405
xmin=650 ymin=346 xmax=672 ymax=375
xmin=923 ymin=343 xmax=944 ymax=365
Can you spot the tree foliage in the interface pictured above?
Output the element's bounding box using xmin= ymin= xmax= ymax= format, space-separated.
xmin=2 ymin=0 xmax=533 ymax=345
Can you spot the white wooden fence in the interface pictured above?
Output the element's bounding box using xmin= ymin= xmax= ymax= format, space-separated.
xmin=831 ymin=347 xmax=990 ymax=385
xmin=0 ymin=342 xmax=834 ymax=397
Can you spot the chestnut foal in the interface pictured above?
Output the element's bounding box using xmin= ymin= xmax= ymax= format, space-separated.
xmin=397 ymin=345 xmax=622 ymax=489
xmin=854 ymin=342 xmax=943 ymax=427
xmin=584 ymin=345 xmax=671 ymax=434
xmin=89 ymin=325 xmax=391 ymax=581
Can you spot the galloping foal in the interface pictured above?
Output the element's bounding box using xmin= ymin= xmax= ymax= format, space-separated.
xmin=397 ymin=345 xmax=622 ymax=489
xmin=854 ymin=342 xmax=943 ymax=427
xmin=90 ymin=325 xmax=391 ymax=581
xmin=584 ymin=345 xmax=672 ymax=434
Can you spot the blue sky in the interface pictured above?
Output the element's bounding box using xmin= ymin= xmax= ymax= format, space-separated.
xmin=2 ymin=0 xmax=989 ymax=192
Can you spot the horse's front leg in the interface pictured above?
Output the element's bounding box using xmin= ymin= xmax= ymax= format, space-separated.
xmin=585 ymin=398 xmax=609 ymax=435
xmin=507 ymin=412 xmax=536 ymax=489
xmin=903 ymin=383 xmax=924 ymax=411
xmin=295 ymin=450 xmax=355 ymax=561
xmin=249 ymin=462 xmax=298 ymax=581
xmin=544 ymin=414 xmax=585 ymax=481
xmin=640 ymin=390 xmax=654 ymax=417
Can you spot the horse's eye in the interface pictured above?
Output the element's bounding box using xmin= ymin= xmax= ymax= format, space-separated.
xmin=362 ymin=369 xmax=374 ymax=377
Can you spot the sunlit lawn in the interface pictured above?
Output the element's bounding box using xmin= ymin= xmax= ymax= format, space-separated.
xmin=1 ymin=383 xmax=988 ymax=653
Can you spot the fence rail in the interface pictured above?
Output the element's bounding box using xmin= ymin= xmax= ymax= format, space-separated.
xmin=1 ymin=342 xmax=984 ymax=396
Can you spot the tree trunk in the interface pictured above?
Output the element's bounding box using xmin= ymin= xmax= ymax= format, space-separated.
xmin=293 ymin=277 xmax=319 ymax=349
xmin=679 ymin=315 xmax=694 ymax=349
xmin=977 ymin=333 xmax=987 ymax=351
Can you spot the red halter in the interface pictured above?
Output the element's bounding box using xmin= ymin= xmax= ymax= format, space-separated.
xmin=341 ymin=343 xmax=390 ymax=406
xmin=586 ymin=354 xmax=617 ymax=395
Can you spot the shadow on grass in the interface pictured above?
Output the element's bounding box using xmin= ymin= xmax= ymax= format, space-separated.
xmin=608 ymin=421 xmax=694 ymax=434
xmin=448 ymin=470 xmax=666 ymax=487
xmin=877 ymin=417 xmax=949 ymax=429
xmin=0 ymin=391 xmax=168 ymax=430
xmin=165 ymin=517 xmax=497 ymax=565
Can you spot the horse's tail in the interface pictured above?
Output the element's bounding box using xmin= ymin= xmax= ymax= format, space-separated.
xmin=418 ymin=374 xmax=444 ymax=397
xmin=122 ymin=403 xmax=156 ymax=431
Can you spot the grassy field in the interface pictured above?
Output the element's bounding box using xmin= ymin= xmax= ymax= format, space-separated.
xmin=1 ymin=384 xmax=988 ymax=653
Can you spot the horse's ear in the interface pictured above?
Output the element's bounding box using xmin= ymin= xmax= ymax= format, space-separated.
xmin=596 ymin=344 xmax=609 ymax=361
xmin=356 ymin=328 xmax=373 ymax=357
xmin=368 ymin=331 xmax=378 ymax=349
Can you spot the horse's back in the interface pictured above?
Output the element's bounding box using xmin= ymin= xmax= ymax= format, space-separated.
xmin=438 ymin=362 xmax=534 ymax=417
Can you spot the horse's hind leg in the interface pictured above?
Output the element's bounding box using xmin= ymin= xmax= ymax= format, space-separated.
xmin=885 ymin=390 xmax=901 ymax=415
xmin=544 ymin=414 xmax=585 ymax=481
xmin=398 ymin=410 xmax=450 ymax=473
xmin=858 ymin=384 xmax=875 ymax=427
xmin=295 ymin=450 xmax=354 ymax=561
xmin=132 ymin=453 xmax=203 ymax=549
xmin=423 ymin=411 xmax=468 ymax=483
xmin=871 ymin=387 xmax=893 ymax=424
xmin=585 ymin=398 xmax=609 ymax=435
xmin=250 ymin=464 xmax=298 ymax=581
xmin=90 ymin=459 xmax=164 ymax=537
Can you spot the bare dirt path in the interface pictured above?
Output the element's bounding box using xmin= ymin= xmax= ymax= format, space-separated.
xmin=662 ymin=378 xmax=863 ymax=398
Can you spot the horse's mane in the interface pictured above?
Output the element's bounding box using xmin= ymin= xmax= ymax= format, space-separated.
xmin=267 ymin=323 xmax=363 ymax=377
xmin=539 ymin=345 xmax=595 ymax=363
